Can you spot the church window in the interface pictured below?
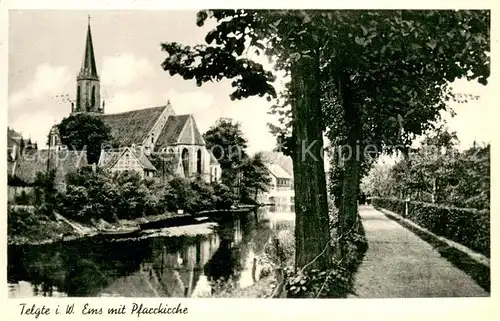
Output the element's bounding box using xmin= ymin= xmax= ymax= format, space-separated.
xmin=214 ymin=168 xmax=217 ymax=182
xmin=76 ymin=86 xmax=81 ymax=110
xmin=151 ymin=133 xmax=154 ymax=144
xmin=91 ymin=86 xmax=96 ymax=107
xmin=182 ymin=148 xmax=189 ymax=177
xmin=196 ymin=149 xmax=202 ymax=174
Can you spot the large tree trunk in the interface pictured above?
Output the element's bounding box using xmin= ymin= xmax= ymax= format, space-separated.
xmin=339 ymin=72 xmax=362 ymax=251
xmin=290 ymin=54 xmax=332 ymax=271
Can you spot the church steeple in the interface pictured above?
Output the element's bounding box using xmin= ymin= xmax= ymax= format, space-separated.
xmin=78 ymin=16 xmax=99 ymax=80
xmin=73 ymin=15 xmax=102 ymax=115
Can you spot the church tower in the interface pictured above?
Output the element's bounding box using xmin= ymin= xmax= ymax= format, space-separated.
xmin=72 ymin=16 xmax=103 ymax=115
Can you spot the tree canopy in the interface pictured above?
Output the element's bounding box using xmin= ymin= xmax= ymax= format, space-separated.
xmin=362 ymin=127 xmax=490 ymax=210
xmin=203 ymin=118 xmax=248 ymax=186
xmin=160 ymin=9 xmax=490 ymax=273
xmin=203 ymin=118 xmax=272 ymax=203
xmin=56 ymin=113 xmax=113 ymax=164
xmin=239 ymin=152 xmax=272 ymax=203
xmin=203 ymin=118 xmax=248 ymax=169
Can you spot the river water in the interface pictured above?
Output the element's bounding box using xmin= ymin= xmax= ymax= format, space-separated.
xmin=7 ymin=205 xmax=295 ymax=298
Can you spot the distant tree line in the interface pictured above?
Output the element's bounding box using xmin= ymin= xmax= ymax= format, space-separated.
xmin=362 ymin=126 xmax=490 ymax=211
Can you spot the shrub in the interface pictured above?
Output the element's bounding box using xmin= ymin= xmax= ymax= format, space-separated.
xmin=61 ymin=169 xmax=159 ymax=222
xmin=213 ymin=183 xmax=235 ymax=210
xmin=190 ymin=178 xmax=217 ymax=212
xmin=373 ymin=197 xmax=490 ymax=257
xmin=160 ymin=178 xmax=235 ymax=214
xmin=59 ymin=167 xmax=238 ymax=223
xmin=162 ymin=177 xmax=197 ymax=213
xmin=8 ymin=207 xmax=38 ymax=236
xmin=371 ymin=197 xmax=406 ymax=215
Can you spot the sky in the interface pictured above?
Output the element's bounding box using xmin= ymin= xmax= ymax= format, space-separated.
xmin=8 ymin=10 xmax=494 ymax=158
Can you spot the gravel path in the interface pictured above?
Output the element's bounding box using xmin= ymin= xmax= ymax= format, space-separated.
xmin=352 ymin=206 xmax=488 ymax=298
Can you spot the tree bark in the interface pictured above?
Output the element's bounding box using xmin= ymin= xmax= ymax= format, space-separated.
xmin=290 ymin=54 xmax=332 ymax=271
xmin=339 ymin=72 xmax=362 ymax=251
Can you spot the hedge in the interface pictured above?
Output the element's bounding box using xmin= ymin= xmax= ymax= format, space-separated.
xmin=372 ymin=197 xmax=490 ymax=257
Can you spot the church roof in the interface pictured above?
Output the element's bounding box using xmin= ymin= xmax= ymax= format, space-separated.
xmin=78 ymin=21 xmax=98 ymax=80
xmin=155 ymin=115 xmax=205 ymax=149
xmin=99 ymin=104 xmax=204 ymax=150
xmin=100 ymin=106 xmax=168 ymax=147
xmin=178 ymin=115 xmax=205 ymax=146
xmin=9 ymin=150 xmax=88 ymax=185
xmin=7 ymin=127 xmax=31 ymax=149
xmin=155 ymin=115 xmax=190 ymax=147
xmin=8 ymin=127 xmax=22 ymax=142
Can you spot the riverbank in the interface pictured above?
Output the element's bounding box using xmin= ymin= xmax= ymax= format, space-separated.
xmin=7 ymin=211 xmax=77 ymax=246
xmin=7 ymin=204 xmax=259 ymax=246
xmin=8 ymin=206 xmax=297 ymax=298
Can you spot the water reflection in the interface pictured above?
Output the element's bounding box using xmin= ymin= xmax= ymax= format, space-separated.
xmin=8 ymin=206 xmax=295 ymax=298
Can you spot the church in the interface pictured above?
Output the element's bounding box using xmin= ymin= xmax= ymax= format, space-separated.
xmin=48 ymin=20 xmax=221 ymax=183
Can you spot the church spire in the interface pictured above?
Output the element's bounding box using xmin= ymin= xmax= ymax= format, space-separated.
xmin=74 ymin=16 xmax=101 ymax=115
xmin=78 ymin=15 xmax=98 ymax=80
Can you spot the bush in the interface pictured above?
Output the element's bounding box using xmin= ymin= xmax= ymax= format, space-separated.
xmin=162 ymin=177 xmax=198 ymax=213
xmin=59 ymin=167 xmax=238 ymax=223
xmin=61 ymin=169 xmax=159 ymax=222
xmin=190 ymin=178 xmax=218 ymax=212
xmin=8 ymin=207 xmax=38 ymax=236
xmin=213 ymin=183 xmax=235 ymax=210
xmin=373 ymin=197 xmax=490 ymax=257
xmin=159 ymin=178 xmax=235 ymax=214
xmin=371 ymin=197 xmax=406 ymax=215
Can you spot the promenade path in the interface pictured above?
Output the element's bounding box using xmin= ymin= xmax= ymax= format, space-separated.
xmin=352 ymin=206 xmax=488 ymax=298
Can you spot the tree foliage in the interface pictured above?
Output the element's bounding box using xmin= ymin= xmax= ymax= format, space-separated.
xmin=33 ymin=169 xmax=58 ymax=218
xmin=203 ymin=118 xmax=248 ymax=169
xmin=57 ymin=113 xmax=113 ymax=164
xmin=239 ymin=152 xmax=272 ymax=203
xmin=159 ymin=9 xmax=490 ymax=273
xmin=60 ymin=167 xmax=237 ymax=223
xmin=203 ymin=118 xmax=271 ymax=203
xmin=362 ymin=127 xmax=490 ymax=210
xmin=319 ymin=10 xmax=490 ymax=249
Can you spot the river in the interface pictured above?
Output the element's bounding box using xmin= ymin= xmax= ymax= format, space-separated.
xmin=7 ymin=205 xmax=295 ymax=298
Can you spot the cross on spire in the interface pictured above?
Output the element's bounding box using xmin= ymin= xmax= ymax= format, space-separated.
xmin=88 ymin=14 xmax=91 ymax=25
